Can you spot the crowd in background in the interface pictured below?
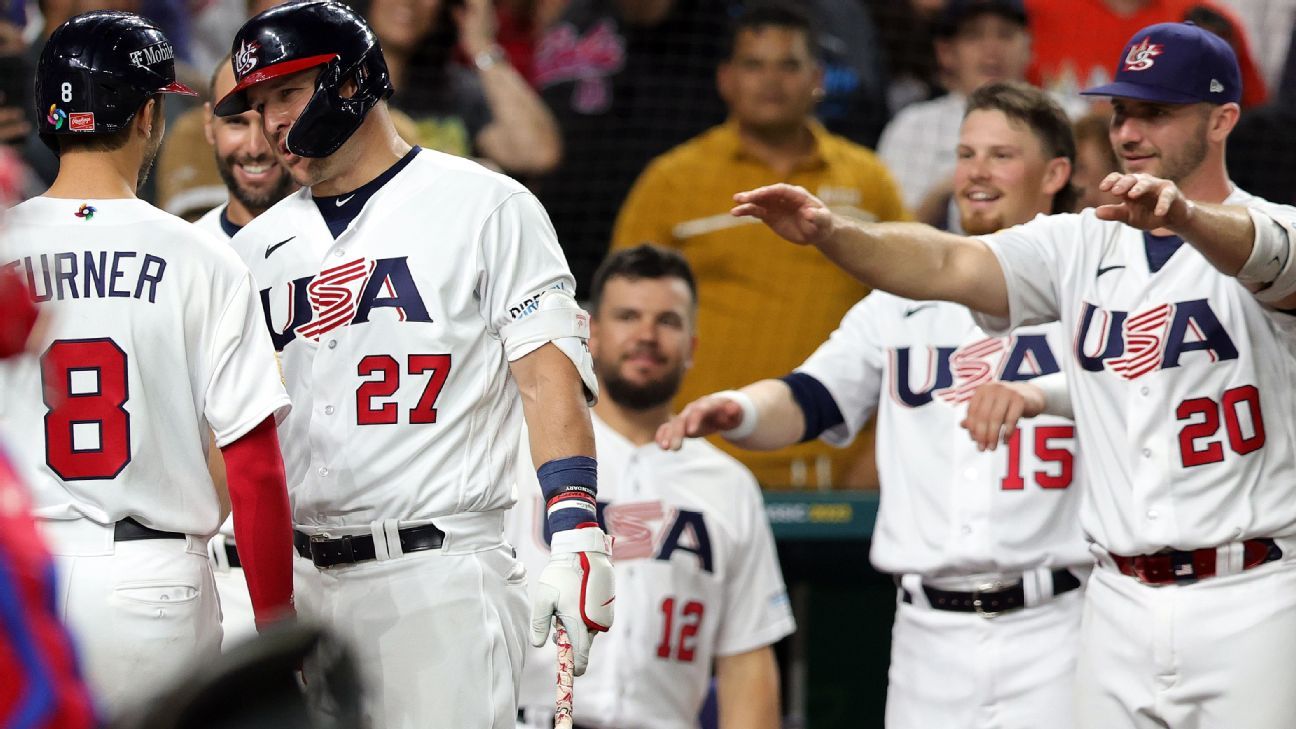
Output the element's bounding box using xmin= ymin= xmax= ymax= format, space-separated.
xmin=3 ymin=0 xmax=1294 ymax=489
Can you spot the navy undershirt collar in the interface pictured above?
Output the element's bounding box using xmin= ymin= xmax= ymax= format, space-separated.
xmin=1144 ymin=231 xmax=1184 ymax=274
xmin=218 ymin=207 xmax=242 ymax=238
xmin=313 ymin=146 xmax=421 ymax=239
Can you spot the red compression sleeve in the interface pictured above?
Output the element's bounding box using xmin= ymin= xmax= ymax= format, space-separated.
xmin=0 ymin=267 xmax=38 ymax=359
xmin=221 ymin=416 xmax=294 ymax=628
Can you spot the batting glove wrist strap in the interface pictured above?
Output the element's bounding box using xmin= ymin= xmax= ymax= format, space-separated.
xmin=714 ymin=389 xmax=759 ymax=440
xmin=550 ymin=525 xmax=612 ymax=555
xmin=538 ymin=456 xmax=598 ymax=533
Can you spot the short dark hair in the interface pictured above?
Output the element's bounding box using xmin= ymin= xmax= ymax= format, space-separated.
xmin=965 ymin=81 xmax=1078 ymax=214
xmin=209 ymin=54 xmax=231 ymax=102
xmin=56 ymin=95 xmax=161 ymax=154
xmin=725 ymin=2 xmax=816 ymax=61
xmin=588 ymin=244 xmax=698 ymax=316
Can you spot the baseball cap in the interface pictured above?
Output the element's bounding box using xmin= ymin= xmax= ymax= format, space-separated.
xmin=935 ymin=0 xmax=1028 ymax=37
xmin=1081 ymin=22 xmax=1241 ymax=105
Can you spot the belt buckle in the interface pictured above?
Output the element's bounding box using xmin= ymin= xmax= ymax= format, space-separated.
xmin=971 ymin=580 xmax=1006 ymax=619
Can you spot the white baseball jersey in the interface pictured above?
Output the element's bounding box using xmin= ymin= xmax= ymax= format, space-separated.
xmin=975 ymin=189 xmax=1296 ymax=556
xmin=797 ymin=294 xmax=1091 ymax=579
xmin=195 ymin=202 xmax=229 ymax=239
xmin=228 ymin=149 xmax=577 ymax=527
xmin=0 ymin=197 xmax=290 ymax=537
xmin=506 ymin=415 xmax=796 ymax=729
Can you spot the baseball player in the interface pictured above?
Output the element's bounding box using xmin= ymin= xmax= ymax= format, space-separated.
xmin=198 ymin=55 xmax=299 ymax=239
xmin=508 ymin=245 xmax=796 ymax=729
xmin=660 ymin=80 xmax=1090 ymax=729
xmin=212 ymin=3 xmax=615 ymax=727
xmin=0 ymin=11 xmax=295 ymax=717
xmin=197 ymin=55 xmax=300 ymax=650
xmin=720 ymin=22 xmax=1296 ymax=729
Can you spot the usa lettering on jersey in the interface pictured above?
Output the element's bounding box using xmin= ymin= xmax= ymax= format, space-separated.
xmin=259 ymin=256 xmax=430 ymax=349
xmin=1074 ymin=299 xmax=1238 ymax=379
xmin=537 ymin=500 xmax=715 ymax=574
xmin=890 ymin=333 xmax=1061 ymax=407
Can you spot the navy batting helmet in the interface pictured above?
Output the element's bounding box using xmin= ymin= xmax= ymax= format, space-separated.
xmin=35 ymin=11 xmax=196 ymax=153
xmin=214 ymin=0 xmax=393 ymax=158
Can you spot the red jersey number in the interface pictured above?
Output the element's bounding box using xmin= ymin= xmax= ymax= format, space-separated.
xmin=41 ymin=338 xmax=131 ymax=481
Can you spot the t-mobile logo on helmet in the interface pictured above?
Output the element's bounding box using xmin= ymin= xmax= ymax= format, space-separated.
xmin=234 ymin=40 xmax=260 ymax=76
xmin=129 ymin=41 xmax=174 ymax=67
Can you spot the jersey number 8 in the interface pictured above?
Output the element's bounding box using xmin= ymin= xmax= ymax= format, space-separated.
xmin=41 ymin=338 xmax=131 ymax=481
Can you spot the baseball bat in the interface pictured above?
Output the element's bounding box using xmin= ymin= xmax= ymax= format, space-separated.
xmin=555 ymin=622 xmax=574 ymax=729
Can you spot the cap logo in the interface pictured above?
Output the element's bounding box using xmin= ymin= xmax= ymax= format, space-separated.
xmin=46 ymin=104 xmax=66 ymax=130
xmin=130 ymin=41 xmax=175 ymax=68
xmin=234 ymin=40 xmax=261 ymax=77
xmin=1124 ymin=37 xmax=1163 ymax=71
xmin=1210 ymin=79 xmax=1224 ymax=93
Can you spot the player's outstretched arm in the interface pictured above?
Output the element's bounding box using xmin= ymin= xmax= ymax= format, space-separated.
xmin=715 ymin=646 xmax=781 ymax=729
xmin=960 ymin=372 xmax=1072 ymax=451
xmin=511 ymin=343 xmax=613 ymax=676
xmin=220 ymin=416 xmax=295 ymax=629
xmin=656 ymin=379 xmax=805 ymax=452
xmin=731 ymin=184 xmax=1011 ymax=318
xmin=1096 ymin=172 xmax=1296 ymax=308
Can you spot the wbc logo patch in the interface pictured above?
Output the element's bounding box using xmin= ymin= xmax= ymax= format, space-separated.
xmin=1124 ymin=37 xmax=1163 ymax=71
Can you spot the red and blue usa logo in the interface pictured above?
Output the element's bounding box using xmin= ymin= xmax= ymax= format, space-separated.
xmin=1124 ymin=37 xmax=1163 ymax=72
xmin=1074 ymin=299 xmax=1237 ymax=379
xmin=234 ymin=39 xmax=261 ymax=77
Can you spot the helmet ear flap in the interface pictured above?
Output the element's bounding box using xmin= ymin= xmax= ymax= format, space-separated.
xmin=283 ymin=50 xmax=392 ymax=158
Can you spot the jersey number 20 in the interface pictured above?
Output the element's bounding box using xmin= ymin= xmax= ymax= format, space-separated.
xmin=41 ymin=338 xmax=131 ymax=480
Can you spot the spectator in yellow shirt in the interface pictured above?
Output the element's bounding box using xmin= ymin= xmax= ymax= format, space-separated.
xmin=611 ymin=2 xmax=907 ymax=489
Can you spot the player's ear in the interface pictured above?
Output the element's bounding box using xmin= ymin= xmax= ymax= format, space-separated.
xmin=1208 ymin=102 xmax=1240 ymax=143
xmin=1041 ymin=157 xmax=1072 ymax=197
xmin=135 ymin=97 xmax=158 ymax=140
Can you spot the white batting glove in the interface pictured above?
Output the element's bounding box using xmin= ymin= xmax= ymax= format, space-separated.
xmin=530 ymin=526 xmax=614 ymax=676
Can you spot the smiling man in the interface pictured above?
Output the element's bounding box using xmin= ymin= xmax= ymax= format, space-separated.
xmin=657 ymin=80 xmax=1088 ymax=729
xmin=723 ymin=22 xmax=1296 ymax=729
xmin=196 ymin=55 xmax=298 ymax=239
xmin=212 ymin=2 xmax=613 ymax=727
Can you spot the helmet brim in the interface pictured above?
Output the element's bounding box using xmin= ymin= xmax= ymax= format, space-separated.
xmin=213 ymin=53 xmax=338 ymax=117
xmin=160 ymin=80 xmax=198 ymax=96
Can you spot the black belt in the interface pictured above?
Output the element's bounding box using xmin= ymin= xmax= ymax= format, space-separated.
xmin=293 ymin=524 xmax=445 ymax=568
xmin=114 ymin=517 xmax=185 ymax=542
xmin=223 ymin=541 xmax=241 ymax=569
xmin=900 ymin=568 xmax=1082 ymax=616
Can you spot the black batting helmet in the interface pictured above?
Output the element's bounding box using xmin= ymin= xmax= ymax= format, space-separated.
xmin=214 ymin=0 xmax=393 ymax=158
xmin=35 ymin=11 xmax=196 ymax=153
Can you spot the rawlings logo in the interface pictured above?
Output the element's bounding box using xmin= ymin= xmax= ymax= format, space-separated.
xmin=234 ymin=39 xmax=261 ymax=77
xmin=69 ymin=112 xmax=94 ymax=132
xmin=129 ymin=41 xmax=174 ymax=67
xmin=1124 ymin=37 xmax=1163 ymax=72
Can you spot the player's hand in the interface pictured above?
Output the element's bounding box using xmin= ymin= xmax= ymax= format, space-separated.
xmin=959 ymin=381 xmax=1047 ymax=452
xmin=1094 ymin=172 xmax=1193 ymax=231
xmin=655 ymin=394 xmax=745 ymax=451
xmin=531 ymin=526 xmax=614 ymax=676
xmin=732 ymin=184 xmax=835 ymax=246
